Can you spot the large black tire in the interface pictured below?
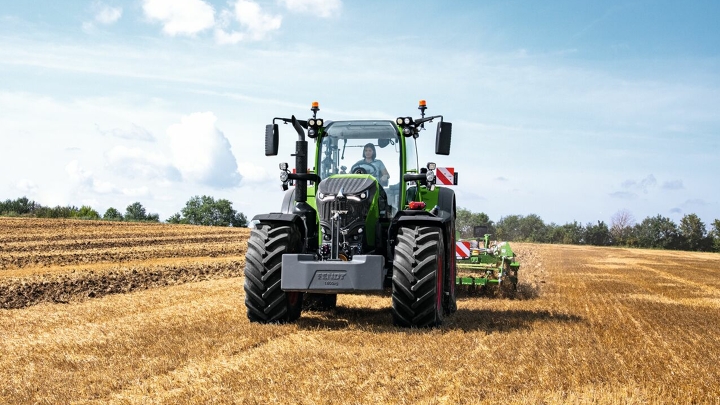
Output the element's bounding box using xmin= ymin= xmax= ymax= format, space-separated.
xmin=244 ymin=224 xmax=303 ymax=323
xmin=392 ymin=226 xmax=445 ymax=328
xmin=303 ymin=293 xmax=337 ymax=311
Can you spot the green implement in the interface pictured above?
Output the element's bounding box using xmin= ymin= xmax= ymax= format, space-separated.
xmin=456 ymin=232 xmax=520 ymax=292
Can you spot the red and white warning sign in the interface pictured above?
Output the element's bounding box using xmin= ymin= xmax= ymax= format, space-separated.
xmin=456 ymin=241 xmax=471 ymax=259
xmin=436 ymin=167 xmax=455 ymax=185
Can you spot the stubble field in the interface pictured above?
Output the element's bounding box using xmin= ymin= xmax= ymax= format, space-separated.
xmin=1 ymin=217 xmax=719 ymax=404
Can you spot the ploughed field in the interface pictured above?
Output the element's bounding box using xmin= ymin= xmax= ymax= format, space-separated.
xmin=1 ymin=218 xmax=719 ymax=404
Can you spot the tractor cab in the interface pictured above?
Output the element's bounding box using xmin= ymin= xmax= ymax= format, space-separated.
xmin=317 ymin=120 xmax=418 ymax=218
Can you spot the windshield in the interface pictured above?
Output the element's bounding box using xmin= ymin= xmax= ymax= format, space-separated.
xmin=318 ymin=120 xmax=401 ymax=215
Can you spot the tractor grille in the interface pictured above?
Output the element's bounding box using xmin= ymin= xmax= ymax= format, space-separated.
xmin=317 ymin=176 xmax=376 ymax=244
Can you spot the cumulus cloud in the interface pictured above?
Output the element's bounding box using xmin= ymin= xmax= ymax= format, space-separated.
xmin=96 ymin=123 xmax=155 ymax=142
xmin=94 ymin=3 xmax=123 ymax=25
xmin=66 ymin=160 xmax=120 ymax=194
xmin=237 ymin=161 xmax=270 ymax=184
xmin=215 ymin=0 xmax=282 ymax=43
xmin=15 ymin=179 xmax=38 ymax=193
xmin=143 ymin=0 xmax=215 ymax=36
xmin=105 ymin=146 xmax=181 ymax=181
xmin=662 ymin=179 xmax=684 ymax=190
xmin=66 ymin=160 xmax=95 ymax=188
xmin=121 ymin=186 xmax=151 ymax=197
xmin=167 ymin=112 xmax=242 ymax=188
xmin=279 ymin=0 xmax=341 ymax=18
xmin=621 ymin=174 xmax=656 ymax=194
xmin=83 ymin=2 xmax=123 ymax=32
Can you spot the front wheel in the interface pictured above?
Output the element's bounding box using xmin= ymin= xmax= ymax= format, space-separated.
xmin=244 ymin=224 xmax=303 ymax=323
xmin=391 ymin=225 xmax=445 ymax=328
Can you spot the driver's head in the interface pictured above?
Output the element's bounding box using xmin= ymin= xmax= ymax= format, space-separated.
xmin=363 ymin=143 xmax=376 ymax=160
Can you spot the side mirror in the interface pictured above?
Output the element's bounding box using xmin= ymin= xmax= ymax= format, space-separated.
xmin=435 ymin=121 xmax=452 ymax=155
xmin=265 ymin=124 xmax=279 ymax=156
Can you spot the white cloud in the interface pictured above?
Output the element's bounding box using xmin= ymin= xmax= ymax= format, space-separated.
xmin=167 ymin=112 xmax=242 ymax=188
xmin=66 ymin=160 xmax=94 ymax=188
xmin=96 ymin=123 xmax=155 ymax=142
xmin=121 ymin=186 xmax=151 ymax=197
xmin=237 ymin=161 xmax=270 ymax=184
xmin=66 ymin=160 xmax=122 ymax=195
xmin=143 ymin=0 xmax=215 ymax=36
xmin=621 ymin=174 xmax=657 ymax=194
xmin=215 ymin=0 xmax=281 ymax=43
xmin=214 ymin=27 xmax=245 ymax=45
xmin=105 ymin=145 xmax=180 ymax=181
xmin=280 ymin=0 xmax=341 ymax=18
xmin=662 ymin=179 xmax=684 ymax=190
xmin=15 ymin=179 xmax=38 ymax=194
xmin=94 ymin=3 xmax=123 ymax=25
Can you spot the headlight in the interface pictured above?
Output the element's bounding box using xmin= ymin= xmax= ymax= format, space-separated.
xmin=360 ymin=192 xmax=367 ymax=199
xmin=318 ymin=192 xmax=324 ymax=199
xmin=280 ymin=171 xmax=289 ymax=182
xmin=426 ymin=171 xmax=436 ymax=183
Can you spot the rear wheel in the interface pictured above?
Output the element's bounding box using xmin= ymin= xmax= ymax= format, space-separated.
xmin=392 ymin=225 xmax=444 ymax=328
xmin=244 ymin=224 xmax=303 ymax=323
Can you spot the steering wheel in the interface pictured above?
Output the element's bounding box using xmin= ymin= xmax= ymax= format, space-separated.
xmin=350 ymin=163 xmax=377 ymax=177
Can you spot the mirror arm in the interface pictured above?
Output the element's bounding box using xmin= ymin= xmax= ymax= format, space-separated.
xmin=413 ymin=115 xmax=443 ymax=127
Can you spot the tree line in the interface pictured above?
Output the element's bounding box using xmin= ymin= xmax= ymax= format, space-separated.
xmin=0 ymin=196 xmax=248 ymax=227
xmin=456 ymin=208 xmax=720 ymax=253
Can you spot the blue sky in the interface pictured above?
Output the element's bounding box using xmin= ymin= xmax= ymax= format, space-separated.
xmin=1 ymin=0 xmax=719 ymax=227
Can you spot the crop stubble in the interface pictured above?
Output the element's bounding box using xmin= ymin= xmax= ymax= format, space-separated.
xmin=1 ymin=217 xmax=719 ymax=404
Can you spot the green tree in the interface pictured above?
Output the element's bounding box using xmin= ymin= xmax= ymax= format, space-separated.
xmin=710 ymin=219 xmax=720 ymax=252
xmin=166 ymin=212 xmax=186 ymax=224
xmin=103 ymin=207 xmax=124 ymax=221
xmin=0 ymin=197 xmax=38 ymax=216
xmin=456 ymin=208 xmax=494 ymax=238
xmin=518 ymin=214 xmax=547 ymax=242
xmin=75 ymin=205 xmax=100 ymax=220
xmin=584 ymin=221 xmax=612 ymax=246
xmin=634 ymin=215 xmax=681 ymax=249
xmin=125 ymin=202 xmax=147 ymax=221
xmin=169 ymin=195 xmax=247 ymax=227
xmin=496 ymin=215 xmax=523 ymax=241
xmin=679 ymin=213 xmax=709 ymax=251
xmin=559 ymin=221 xmax=584 ymax=245
xmin=124 ymin=202 xmax=158 ymax=222
xmin=35 ymin=205 xmax=79 ymax=218
xmin=545 ymin=223 xmax=564 ymax=244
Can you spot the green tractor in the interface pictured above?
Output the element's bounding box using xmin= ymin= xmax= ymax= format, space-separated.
xmin=244 ymin=100 xmax=457 ymax=327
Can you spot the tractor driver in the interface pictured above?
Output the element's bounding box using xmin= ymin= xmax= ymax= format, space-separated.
xmin=352 ymin=143 xmax=390 ymax=187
